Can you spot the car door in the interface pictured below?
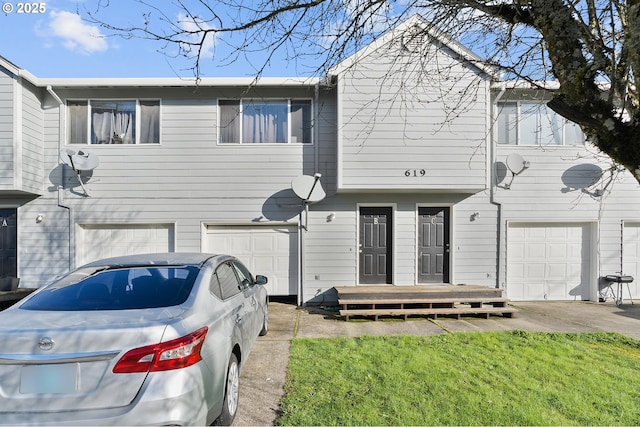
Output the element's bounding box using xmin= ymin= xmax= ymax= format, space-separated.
xmin=214 ymin=262 xmax=255 ymax=355
xmin=231 ymin=261 xmax=262 ymax=339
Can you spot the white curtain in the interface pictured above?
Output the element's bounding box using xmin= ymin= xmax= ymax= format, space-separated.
xmin=140 ymin=101 xmax=160 ymax=144
xmin=92 ymin=111 xmax=112 ymax=144
xmin=67 ymin=101 xmax=88 ymax=144
xmin=219 ymin=101 xmax=240 ymax=143
xmin=242 ymin=101 xmax=288 ymax=143
xmin=112 ymin=111 xmax=134 ymax=144
xmin=91 ymin=102 xmax=135 ymax=144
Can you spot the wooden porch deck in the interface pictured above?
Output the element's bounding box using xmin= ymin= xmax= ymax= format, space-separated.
xmin=335 ymin=285 xmax=517 ymax=321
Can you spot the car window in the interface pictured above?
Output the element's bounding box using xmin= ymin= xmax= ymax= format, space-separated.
xmin=232 ymin=261 xmax=254 ymax=289
xmin=209 ymin=274 xmax=223 ymax=300
xmin=20 ymin=266 xmax=200 ymax=311
xmin=215 ymin=263 xmax=242 ymax=300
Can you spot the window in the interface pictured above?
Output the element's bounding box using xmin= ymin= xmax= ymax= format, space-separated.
xmin=20 ymin=266 xmax=199 ymax=311
xmin=497 ymin=102 xmax=584 ymax=146
xmin=214 ymin=262 xmax=242 ymax=300
xmin=232 ymin=261 xmax=254 ymax=289
xmin=67 ymin=100 xmax=160 ymax=144
xmin=219 ymin=99 xmax=312 ymax=144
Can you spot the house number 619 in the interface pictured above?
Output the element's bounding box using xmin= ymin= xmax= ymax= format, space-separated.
xmin=405 ymin=169 xmax=426 ymax=177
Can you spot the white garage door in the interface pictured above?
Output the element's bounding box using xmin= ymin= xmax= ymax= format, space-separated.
xmin=622 ymin=222 xmax=640 ymax=299
xmin=204 ymin=226 xmax=297 ymax=296
xmin=78 ymin=224 xmax=174 ymax=265
xmin=507 ymin=223 xmax=592 ymax=301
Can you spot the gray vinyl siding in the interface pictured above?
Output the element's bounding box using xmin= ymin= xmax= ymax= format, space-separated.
xmin=16 ymin=84 xmax=337 ymax=287
xmin=0 ymin=69 xmax=14 ymax=188
xmin=495 ymin=143 xmax=640 ymax=297
xmin=18 ymin=200 xmax=72 ymax=286
xmin=453 ymin=192 xmax=500 ymax=285
xmin=302 ymin=192 xmax=499 ymax=304
xmin=336 ymin=40 xmax=488 ymax=192
xmin=19 ymin=80 xmax=44 ymax=194
xmin=0 ymin=70 xmax=44 ymax=195
xmin=52 ymin=86 xmax=325 ymax=200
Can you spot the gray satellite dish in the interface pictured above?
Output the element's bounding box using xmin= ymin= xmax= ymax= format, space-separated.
xmin=506 ymin=153 xmax=529 ymax=175
xmin=291 ymin=174 xmax=326 ymax=203
xmin=60 ymin=148 xmax=100 ymax=171
xmin=504 ymin=153 xmax=530 ymax=189
xmin=60 ymin=148 xmax=100 ymax=197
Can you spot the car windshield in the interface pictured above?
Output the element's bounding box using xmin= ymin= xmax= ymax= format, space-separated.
xmin=21 ymin=266 xmax=200 ymax=311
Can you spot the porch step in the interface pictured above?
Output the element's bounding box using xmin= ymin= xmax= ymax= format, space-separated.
xmin=335 ymin=285 xmax=517 ymax=321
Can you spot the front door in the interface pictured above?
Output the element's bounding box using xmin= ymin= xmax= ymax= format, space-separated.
xmin=418 ymin=207 xmax=450 ymax=283
xmin=359 ymin=207 xmax=392 ymax=284
xmin=0 ymin=209 xmax=18 ymax=279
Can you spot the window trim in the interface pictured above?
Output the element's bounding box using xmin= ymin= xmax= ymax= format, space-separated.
xmin=217 ymin=98 xmax=314 ymax=145
xmin=66 ymin=98 xmax=161 ymax=145
xmin=495 ymin=101 xmax=585 ymax=146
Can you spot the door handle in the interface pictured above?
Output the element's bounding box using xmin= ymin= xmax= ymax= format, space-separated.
xmin=235 ymin=313 xmax=243 ymax=324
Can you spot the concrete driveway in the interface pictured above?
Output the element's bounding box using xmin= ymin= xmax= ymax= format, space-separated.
xmin=234 ymin=300 xmax=640 ymax=426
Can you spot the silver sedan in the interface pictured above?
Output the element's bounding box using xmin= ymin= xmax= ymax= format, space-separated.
xmin=0 ymin=253 xmax=268 ymax=426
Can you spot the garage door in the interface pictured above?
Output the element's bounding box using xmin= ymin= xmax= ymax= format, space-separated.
xmin=78 ymin=224 xmax=174 ymax=265
xmin=204 ymin=226 xmax=297 ymax=296
xmin=507 ymin=223 xmax=592 ymax=301
xmin=622 ymin=222 xmax=640 ymax=299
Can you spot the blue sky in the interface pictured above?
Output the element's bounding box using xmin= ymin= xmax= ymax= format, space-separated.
xmin=0 ymin=0 xmax=310 ymax=78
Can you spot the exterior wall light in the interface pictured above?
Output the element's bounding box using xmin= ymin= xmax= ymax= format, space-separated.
xmin=36 ymin=214 xmax=45 ymax=223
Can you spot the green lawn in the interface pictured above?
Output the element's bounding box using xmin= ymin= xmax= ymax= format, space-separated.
xmin=277 ymin=331 xmax=640 ymax=426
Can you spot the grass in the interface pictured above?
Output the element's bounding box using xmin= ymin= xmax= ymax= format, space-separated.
xmin=277 ymin=331 xmax=640 ymax=426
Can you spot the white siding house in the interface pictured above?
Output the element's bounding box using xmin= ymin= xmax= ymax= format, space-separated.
xmin=1 ymin=14 xmax=639 ymax=304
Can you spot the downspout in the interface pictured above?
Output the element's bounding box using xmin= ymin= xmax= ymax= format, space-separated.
xmin=297 ymin=202 xmax=306 ymax=307
xmin=490 ymin=81 xmax=506 ymax=290
xmin=296 ymin=82 xmax=322 ymax=307
xmin=314 ymin=82 xmax=320 ymax=174
xmin=47 ymin=85 xmax=74 ymax=271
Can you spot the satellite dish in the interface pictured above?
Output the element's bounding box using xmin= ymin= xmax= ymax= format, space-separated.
xmin=291 ymin=174 xmax=326 ymax=203
xmin=60 ymin=148 xmax=100 ymax=197
xmin=60 ymin=148 xmax=100 ymax=172
xmin=506 ymin=153 xmax=529 ymax=175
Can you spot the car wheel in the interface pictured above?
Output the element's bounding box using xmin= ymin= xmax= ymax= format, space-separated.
xmin=214 ymin=353 xmax=239 ymax=426
xmin=259 ymin=302 xmax=268 ymax=336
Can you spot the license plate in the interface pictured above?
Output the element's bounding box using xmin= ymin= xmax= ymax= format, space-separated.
xmin=20 ymin=364 xmax=78 ymax=394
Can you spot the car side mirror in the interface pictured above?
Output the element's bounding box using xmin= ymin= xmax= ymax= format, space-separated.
xmin=255 ymin=275 xmax=268 ymax=285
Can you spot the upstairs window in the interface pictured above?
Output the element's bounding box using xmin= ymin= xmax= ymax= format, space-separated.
xmin=497 ymin=102 xmax=584 ymax=146
xmin=219 ymin=99 xmax=312 ymax=144
xmin=67 ymin=100 xmax=160 ymax=144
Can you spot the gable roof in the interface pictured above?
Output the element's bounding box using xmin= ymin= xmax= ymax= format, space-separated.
xmin=329 ymin=14 xmax=498 ymax=79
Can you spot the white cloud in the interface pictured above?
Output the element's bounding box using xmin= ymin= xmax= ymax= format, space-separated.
xmin=176 ymin=13 xmax=216 ymax=59
xmin=48 ymin=10 xmax=108 ymax=54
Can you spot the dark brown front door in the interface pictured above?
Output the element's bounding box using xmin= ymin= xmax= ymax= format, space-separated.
xmin=418 ymin=207 xmax=450 ymax=283
xmin=0 ymin=209 xmax=18 ymax=279
xmin=359 ymin=207 xmax=392 ymax=284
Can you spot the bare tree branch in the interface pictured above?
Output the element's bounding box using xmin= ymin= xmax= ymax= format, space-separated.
xmin=82 ymin=0 xmax=640 ymax=181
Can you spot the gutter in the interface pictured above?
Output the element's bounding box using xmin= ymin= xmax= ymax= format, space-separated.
xmin=46 ymin=85 xmax=74 ymax=271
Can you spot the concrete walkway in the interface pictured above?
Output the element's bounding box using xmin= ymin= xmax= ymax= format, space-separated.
xmin=234 ymin=300 xmax=640 ymax=426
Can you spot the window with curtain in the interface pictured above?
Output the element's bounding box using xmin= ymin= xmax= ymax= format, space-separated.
xmin=67 ymin=100 xmax=160 ymax=145
xmin=219 ymin=99 xmax=312 ymax=144
xmin=497 ymin=102 xmax=584 ymax=146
